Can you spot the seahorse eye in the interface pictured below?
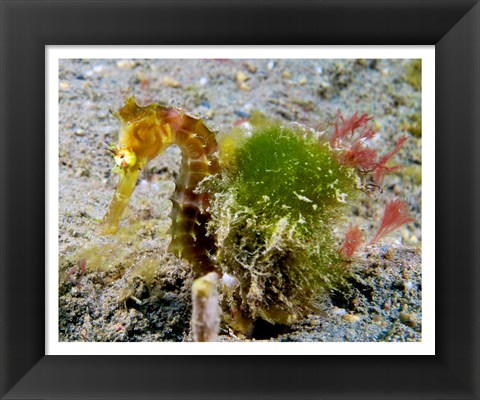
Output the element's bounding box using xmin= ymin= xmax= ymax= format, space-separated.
xmin=114 ymin=148 xmax=137 ymax=169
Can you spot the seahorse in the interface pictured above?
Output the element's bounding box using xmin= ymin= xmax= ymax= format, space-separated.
xmin=98 ymin=97 xmax=220 ymax=277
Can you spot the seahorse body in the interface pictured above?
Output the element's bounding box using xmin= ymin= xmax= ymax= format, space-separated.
xmin=99 ymin=97 xmax=219 ymax=277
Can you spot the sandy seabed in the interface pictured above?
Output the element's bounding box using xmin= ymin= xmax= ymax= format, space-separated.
xmin=58 ymin=58 xmax=422 ymax=342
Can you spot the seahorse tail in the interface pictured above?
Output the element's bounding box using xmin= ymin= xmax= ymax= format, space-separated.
xmin=168 ymin=190 xmax=217 ymax=277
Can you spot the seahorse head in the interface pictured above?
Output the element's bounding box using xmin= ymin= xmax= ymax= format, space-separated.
xmin=110 ymin=97 xmax=171 ymax=168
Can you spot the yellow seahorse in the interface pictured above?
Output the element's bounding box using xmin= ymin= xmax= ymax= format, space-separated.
xmin=98 ymin=97 xmax=220 ymax=278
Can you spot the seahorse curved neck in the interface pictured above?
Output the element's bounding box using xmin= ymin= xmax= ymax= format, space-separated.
xmin=99 ymin=98 xmax=219 ymax=277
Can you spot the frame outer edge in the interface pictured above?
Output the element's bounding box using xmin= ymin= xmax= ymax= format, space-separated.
xmin=0 ymin=0 xmax=479 ymax=399
xmin=437 ymin=2 xmax=480 ymax=398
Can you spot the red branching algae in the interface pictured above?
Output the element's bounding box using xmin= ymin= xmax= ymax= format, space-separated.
xmin=330 ymin=111 xmax=408 ymax=185
xmin=340 ymin=225 xmax=364 ymax=258
xmin=372 ymin=135 xmax=408 ymax=185
xmin=330 ymin=112 xmax=375 ymax=149
xmin=370 ymin=199 xmax=415 ymax=244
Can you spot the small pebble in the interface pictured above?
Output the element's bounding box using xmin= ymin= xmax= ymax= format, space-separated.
xmin=60 ymin=82 xmax=70 ymax=90
xmin=117 ymin=60 xmax=136 ymax=70
xmin=75 ymin=167 xmax=90 ymax=178
xmin=383 ymin=298 xmax=392 ymax=310
xmin=332 ymin=307 xmax=347 ymax=316
xmin=222 ymin=273 xmax=239 ymax=288
xmin=242 ymin=102 xmax=254 ymax=111
xmin=409 ymin=235 xmax=419 ymax=244
xmin=384 ymin=247 xmax=395 ymax=260
xmin=342 ymin=313 xmax=360 ymax=323
xmin=163 ymin=76 xmax=181 ymax=88
xmin=392 ymin=184 xmax=401 ymax=195
xmin=199 ymin=77 xmax=208 ymax=86
xmin=235 ymin=71 xmax=248 ymax=83
xmin=136 ymin=71 xmax=148 ymax=82
xmin=92 ymin=64 xmax=104 ymax=73
xmin=244 ymin=62 xmax=257 ymax=73
xmin=372 ymin=314 xmax=382 ymax=324
xmin=356 ymin=59 xmax=369 ymax=68
xmin=399 ymin=311 xmax=417 ymax=328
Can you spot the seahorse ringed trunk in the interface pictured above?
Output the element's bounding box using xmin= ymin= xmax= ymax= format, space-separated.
xmin=157 ymin=107 xmax=220 ymax=277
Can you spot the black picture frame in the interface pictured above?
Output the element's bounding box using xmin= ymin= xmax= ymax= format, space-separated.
xmin=1 ymin=0 xmax=479 ymax=399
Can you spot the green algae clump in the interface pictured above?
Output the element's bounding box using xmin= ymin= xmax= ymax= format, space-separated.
xmin=405 ymin=59 xmax=421 ymax=91
xmin=203 ymin=123 xmax=360 ymax=332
